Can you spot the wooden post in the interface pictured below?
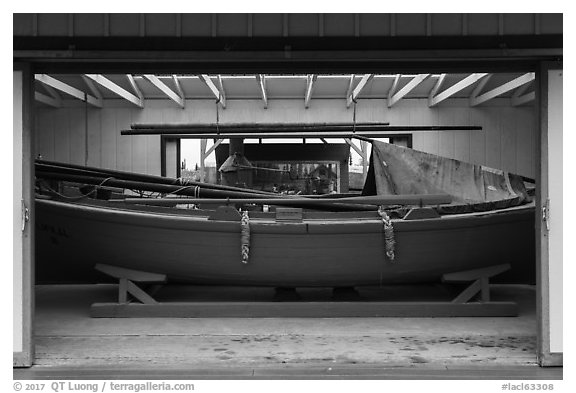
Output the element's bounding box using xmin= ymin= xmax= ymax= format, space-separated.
xmin=200 ymin=138 xmax=207 ymax=183
xmin=229 ymin=137 xmax=245 ymax=156
xmin=360 ymin=140 xmax=368 ymax=180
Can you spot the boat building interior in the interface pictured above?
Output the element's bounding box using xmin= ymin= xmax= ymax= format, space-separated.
xmin=13 ymin=12 xmax=563 ymax=380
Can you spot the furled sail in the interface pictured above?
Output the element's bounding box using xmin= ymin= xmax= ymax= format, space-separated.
xmin=362 ymin=140 xmax=530 ymax=214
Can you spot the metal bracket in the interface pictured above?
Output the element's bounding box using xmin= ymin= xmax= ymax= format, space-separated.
xmin=21 ymin=200 xmax=29 ymax=232
xmin=542 ymin=198 xmax=550 ymax=232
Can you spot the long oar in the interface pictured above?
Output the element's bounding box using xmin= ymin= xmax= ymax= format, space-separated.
xmin=118 ymin=194 xmax=453 ymax=207
xmin=35 ymin=160 xmax=273 ymax=196
xmin=36 ymin=171 xmax=283 ymax=200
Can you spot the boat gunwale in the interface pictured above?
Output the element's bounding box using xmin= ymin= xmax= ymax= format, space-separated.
xmin=36 ymin=197 xmax=535 ymax=235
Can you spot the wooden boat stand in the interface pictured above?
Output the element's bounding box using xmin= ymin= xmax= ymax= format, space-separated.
xmin=90 ymin=263 xmax=518 ymax=318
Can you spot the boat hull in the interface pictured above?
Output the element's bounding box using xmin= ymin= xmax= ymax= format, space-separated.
xmin=35 ymin=199 xmax=535 ymax=286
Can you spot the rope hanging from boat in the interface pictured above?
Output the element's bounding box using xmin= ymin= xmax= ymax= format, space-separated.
xmin=378 ymin=206 xmax=396 ymax=261
xmin=38 ymin=177 xmax=115 ymax=201
xmin=240 ymin=210 xmax=250 ymax=264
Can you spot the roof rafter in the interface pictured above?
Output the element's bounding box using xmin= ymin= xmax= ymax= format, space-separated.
xmin=126 ymin=74 xmax=144 ymax=103
xmin=387 ymin=74 xmax=401 ymax=102
xmin=255 ymin=74 xmax=268 ymax=109
xmin=346 ymin=74 xmax=373 ymax=108
xmin=469 ymin=74 xmax=493 ymax=101
xmin=388 ymin=74 xmax=430 ymax=107
xmin=512 ymin=92 xmax=535 ymax=106
xmin=143 ymin=74 xmax=185 ymax=108
xmin=511 ymin=82 xmax=536 ymax=106
xmin=470 ymin=73 xmax=535 ymax=107
xmin=173 ymin=75 xmax=186 ymax=101
xmin=511 ymin=82 xmax=535 ymax=106
xmin=429 ymin=73 xmax=489 ymax=107
xmin=35 ymin=91 xmax=61 ymax=108
xmin=428 ymin=74 xmax=446 ymax=105
xmin=35 ymin=74 xmax=102 ymax=108
xmin=84 ymin=74 xmax=144 ymax=108
xmin=304 ymin=74 xmax=317 ymax=109
xmin=199 ymin=75 xmax=226 ymax=109
xmin=39 ymin=82 xmax=62 ymax=107
xmin=345 ymin=74 xmax=356 ymax=99
xmin=81 ymin=75 xmax=103 ymax=101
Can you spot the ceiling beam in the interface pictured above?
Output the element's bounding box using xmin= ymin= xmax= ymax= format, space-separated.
xmin=346 ymin=74 xmax=373 ymax=108
xmin=470 ymin=73 xmax=535 ymax=107
xmin=512 ymin=91 xmax=536 ymax=106
xmin=35 ymin=91 xmax=61 ymax=108
xmin=469 ymin=74 xmax=493 ymax=102
xmin=387 ymin=74 xmax=401 ymax=103
xmin=217 ymin=75 xmax=226 ymax=99
xmin=429 ymin=73 xmax=489 ymax=107
xmin=511 ymin=82 xmax=535 ymax=106
xmin=388 ymin=74 xmax=430 ymax=107
xmin=126 ymin=74 xmax=144 ymax=103
xmin=304 ymin=74 xmax=317 ymax=109
xmin=81 ymin=75 xmax=103 ymax=101
xmin=85 ymin=74 xmax=144 ymax=108
xmin=255 ymin=74 xmax=268 ymax=109
xmin=345 ymin=74 xmax=356 ymax=99
xmin=143 ymin=74 xmax=185 ymax=108
xmin=35 ymin=74 xmax=102 ymax=108
xmin=40 ymin=83 xmax=62 ymax=107
xmin=172 ymin=75 xmax=185 ymax=103
xmin=199 ymin=75 xmax=226 ymax=108
xmin=428 ymin=74 xmax=446 ymax=105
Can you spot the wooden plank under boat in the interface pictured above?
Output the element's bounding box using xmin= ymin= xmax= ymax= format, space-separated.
xmin=35 ymin=197 xmax=534 ymax=287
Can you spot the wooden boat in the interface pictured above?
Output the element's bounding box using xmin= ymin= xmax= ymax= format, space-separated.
xmin=35 ymin=140 xmax=535 ymax=287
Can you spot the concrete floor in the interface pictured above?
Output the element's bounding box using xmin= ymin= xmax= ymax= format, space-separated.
xmin=14 ymin=284 xmax=562 ymax=379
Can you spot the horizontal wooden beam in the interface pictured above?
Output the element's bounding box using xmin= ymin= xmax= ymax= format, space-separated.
xmin=35 ymin=74 xmax=102 ymax=108
xmin=346 ymin=74 xmax=373 ymax=108
xmin=199 ymin=75 xmax=226 ymax=108
xmin=34 ymin=91 xmax=61 ymax=108
xmin=143 ymin=74 xmax=185 ymax=108
xmin=470 ymin=73 xmax=536 ymax=106
xmin=388 ymin=74 xmax=430 ymax=107
xmin=91 ymin=301 xmax=518 ymax=318
xmin=429 ymin=73 xmax=489 ymax=107
xmin=122 ymin=129 xmax=479 ymax=139
xmin=85 ymin=74 xmax=143 ymax=108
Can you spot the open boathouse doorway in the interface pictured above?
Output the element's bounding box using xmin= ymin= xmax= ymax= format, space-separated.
xmin=13 ymin=13 xmax=562 ymax=379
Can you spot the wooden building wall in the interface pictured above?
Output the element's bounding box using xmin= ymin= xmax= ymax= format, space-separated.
xmin=34 ymin=98 xmax=536 ymax=178
xmin=15 ymin=13 xmax=562 ymax=38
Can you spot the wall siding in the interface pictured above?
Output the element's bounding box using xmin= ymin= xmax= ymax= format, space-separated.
xmin=34 ymin=98 xmax=536 ymax=178
xmin=15 ymin=13 xmax=562 ymax=38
